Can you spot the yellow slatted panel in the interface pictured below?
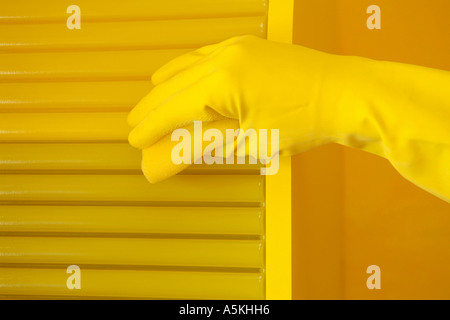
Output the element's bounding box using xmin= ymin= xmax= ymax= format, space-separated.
xmin=0 ymin=0 xmax=270 ymax=299
xmin=0 ymin=174 xmax=263 ymax=203
xmin=0 ymin=143 xmax=262 ymax=173
xmin=0 ymin=237 xmax=264 ymax=268
xmin=0 ymin=206 xmax=264 ymax=235
xmin=0 ymin=50 xmax=189 ymax=82
xmin=0 ymin=112 xmax=129 ymax=142
xmin=0 ymin=268 xmax=264 ymax=299
xmin=0 ymin=143 xmax=142 ymax=170
xmin=0 ymin=143 xmax=261 ymax=173
xmin=0 ymin=0 xmax=267 ymax=23
xmin=0 ymin=81 xmax=153 ymax=112
xmin=0 ymin=17 xmax=266 ymax=52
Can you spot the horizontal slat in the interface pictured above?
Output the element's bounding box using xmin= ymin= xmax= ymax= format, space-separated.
xmin=0 ymin=267 xmax=264 ymax=299
xmin=0 ymin=17 xmax=265 ymax=53
xmin=0 ymin=81 xmax=152 ymax=112
xmin=0 ymin=206 xmax=264 ymax=235
xmin=0 ymin=143 xmax=140 ymax=170
xmin=0 ymin=0 xmax=267 ymax=23
xmin=0 ymin=143 xmax=261 ymax=173
xmin=0 ymin=174 xmax=264 ymax=203
xmin=0 ymin=50 xmax=188 ymax=82
xmin=0 ymin=112 xmax=129 ymax=142
xmin=0 ymin=236 xmax=264 ymax=268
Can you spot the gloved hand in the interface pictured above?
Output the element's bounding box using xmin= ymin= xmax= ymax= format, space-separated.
xmin=128 ymin=35 xmax=450 ymax=202
xmin=128 ymin=35 xmax=339 ymax=183
xmin=128 ymin=35 xmax=338 ymax=154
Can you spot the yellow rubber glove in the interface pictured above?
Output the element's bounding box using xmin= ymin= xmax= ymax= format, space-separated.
xmin=128 ymin=35 xmax=450 ymax=202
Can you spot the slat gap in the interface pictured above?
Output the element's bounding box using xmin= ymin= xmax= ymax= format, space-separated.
xmin=0 ymin=232 xmax=262 ymax=240
xmin=0 ymin=263 xmax=264 ymax=274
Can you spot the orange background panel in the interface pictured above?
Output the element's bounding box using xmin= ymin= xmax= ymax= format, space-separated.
xmin=292 ymin=0 xmax=450 ymax=299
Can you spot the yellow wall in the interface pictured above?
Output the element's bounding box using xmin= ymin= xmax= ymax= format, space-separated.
xmin=292 ymin=0 xmax=450 ymax=299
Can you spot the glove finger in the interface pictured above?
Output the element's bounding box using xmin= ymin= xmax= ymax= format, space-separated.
xmin=128 ymin=58 xmax=217 ymax=127
xmin=128 ymin=75 xmax=225 ymax=149
xmin=151 ymin=35 xmax=246 ymax=85
xmin=151 ymin=51 xmax=204 ymax=86
xmin=141 ymin=119 xmax=240 ymax=183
